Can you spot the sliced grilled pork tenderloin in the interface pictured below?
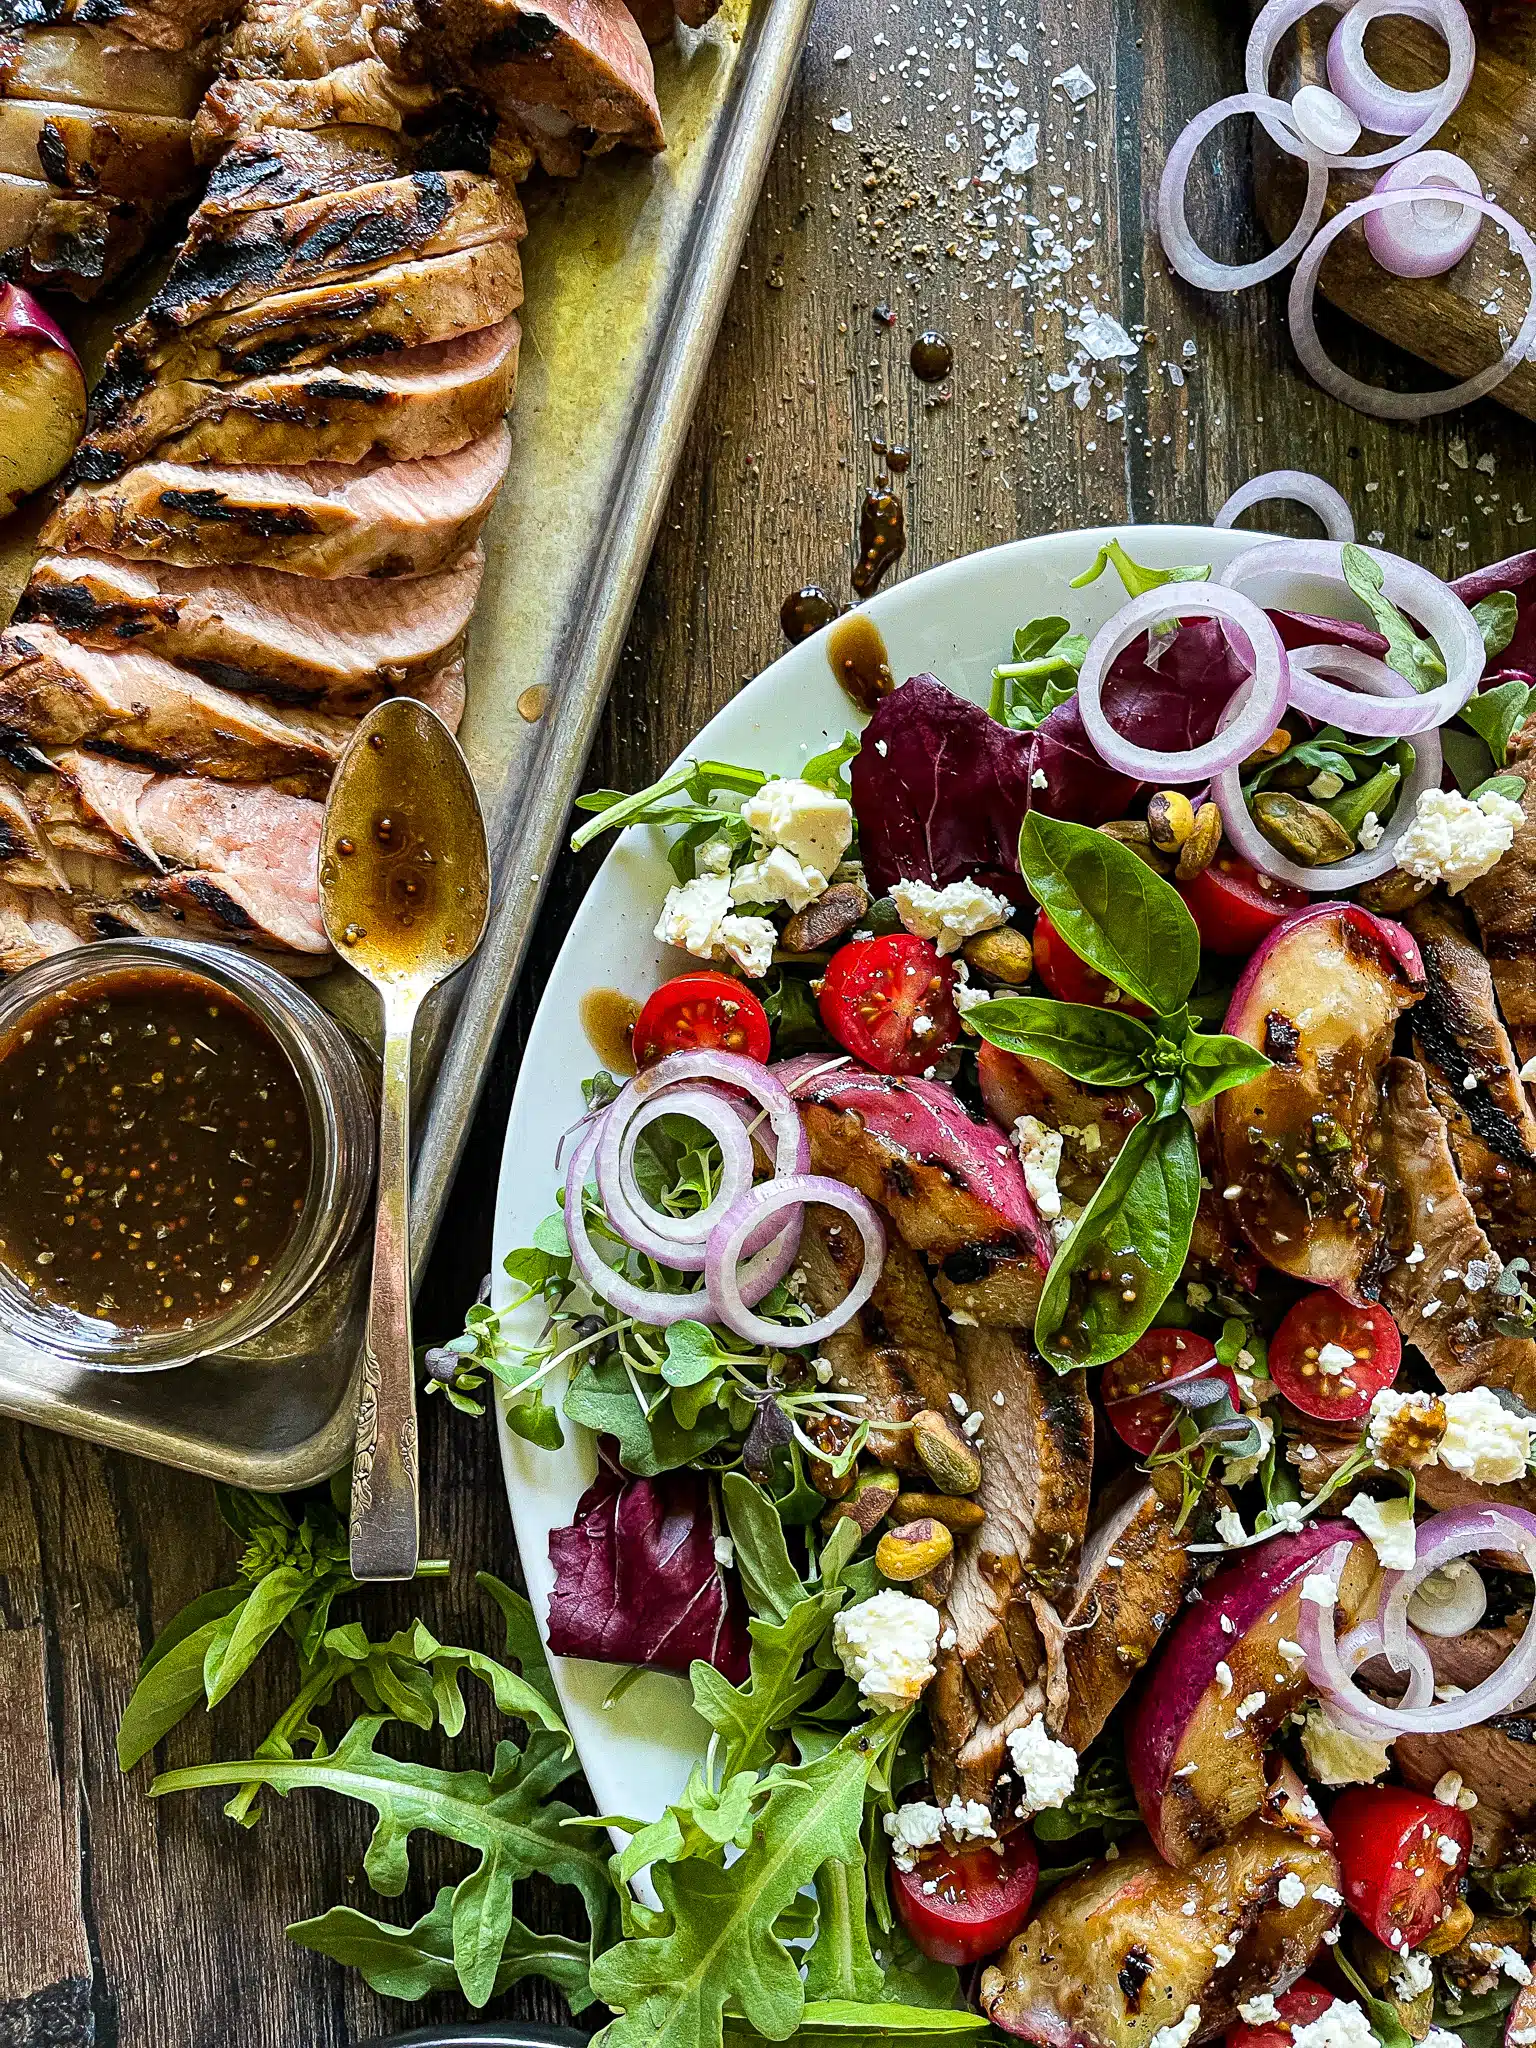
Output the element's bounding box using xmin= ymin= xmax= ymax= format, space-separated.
xmin=0 ymin=98 xmax=193 ymax=189
xmin=0 ymin=0 xmax=237 ymax=55
xmin=0 ymin=23 xmax=217 ymax=113
xmin=1465 ymin=737 xmax=1536 ymax=1071
xmin=20 ymin=546 xmax=483 ymax=708
xmin=44 ymin=424 xmax=510 ymax=579
xmin=0 ymin=625 xmax=350 ymax=792
xmin=0 ymin=878 xmax=81 ymax=970
xmin=193 ymin=124 xmax=417 ymax=221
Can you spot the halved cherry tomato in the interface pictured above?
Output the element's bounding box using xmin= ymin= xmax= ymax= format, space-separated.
xmin=631 ymin=971 xmax=771 ymax=1067
xmin=1268 ymin=1291 xmax=1401 ymax=1425
xmin=817 ymin=934 xmax=960 ymax=1075
xmin=1179 ymin=852 xmax=1309 ymax=958
xmin=1100 ymin=1327 xmax=1240 ymax=1455
xmin=1332 ymin=1785 xmax=1472 ymax=1949
xmin=890 ymin=1829 xmax=1039 ymax=1966
xmin=1225 ymin=1979 xmax=1336 ymax=2048
xmin=1032 ymin=911 xmax=1151 ymax=1017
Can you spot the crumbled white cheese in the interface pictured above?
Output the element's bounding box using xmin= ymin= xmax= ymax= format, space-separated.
xmin=1278 ymin=1638 xmax=1307 ymax=1670
xmin=1276 ymin=1872 xmax=1306 ymax=1910
xmin=1395 ymin=787 xmax=1524 ymax=895
xmin=1317 ymin=1341 xmax=1356 ymax=1377
xmin=1502 ymin=1949 xmax=1535 ymax=1988
xmin=942 ymin=1796 xmax=998 ymax=1844
xmin=1437 ymin=1834 xmax=1463 ymax=1867
xmin=1301 ymin=1572 xmax=1340 ymax=1606
xmin=1344 ymin=1492 xmax=1418 ymax=1570
xmin=1391 ymin=1951 xmax=1434 ymax=2001
xmin=833 ymin=1590 xmax=941 ymax=1713
xmin=1148 ymin=2006 xmax=1201 ymax=2048
xmin=1521 ymin=1054 xmax=1536 ymax=1086
xmin=1221 ymin=1411 xmax=1274 ymax=1489
xmin=694 ymin=835 xmax=734 ymax=875
xmin=1214 ymin=1660 xmax=1233 ymax=1698
xmin=1439 ymin=1386 xmax=1536 ymax=1484
xmin=883 ymin=1800 xmax=945 ymax=1871
xmin=1011 ymin=1115 xmax=1064 ymax=1219
xmin=713 ymin=1535 xmax=734 ymax=1568
xmin=1314 ymin=1884 xmax=1344 ymax=1908
xmin=1235 ymin=1690 xmax=1266 ymax=1722
xmin=1358 ymin=811 xmax=1384 ymax=851
xmin=1239 ymin=1996 xmax=1280 ymax=2027
xmin=1404 ymin=1242 xmax=1427 ymax=1266
xmin=654 ymin=874 xmax=777 ymax=978
xmin=1291 ymin=1999 xmax=1379 ymax=2048
xmin=1212 ymin=1941 xmax=1236 ymax=1968
xmin=730 ymin=844 xmax=827 ymax=912
xmin=1425 ymin=2032 xmax=1466 ymax=2048
xmin=891 ymin=876 xmax=1011 ymax=955
xmin=1031 ymin=767 xmax=1049 ymax=791
xmin=1215 ymin=1506 xmax=1247 ymax=1548
xmin=1300 ymin=1703 xmax=1393 ymax=1787
xmin=1006 ymin=1714 xmax=1079 ymax=1814
xmin=740 ymin=778 xmax=853 ymax=876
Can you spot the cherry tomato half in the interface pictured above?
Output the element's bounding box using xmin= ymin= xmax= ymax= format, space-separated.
xmin=1225 ymin=1979 xmax=1336 ymax=2048
xmin=818 ymin=934 xmax=960 ymax=1076
xmin=631 ymin=971 xmax=771 ymax=1068
xmin=891 ymin=1829 xmax=1039 ymax=1966
xmin=1331 ymin=1786 xmax=1472 ymax=1949
xmin=1268 ymin=1291 xmax=1402 ymax=1425
xmin=1032 ymin=912 xmax=1151 ymax=1017
xmin=1100 ymin=1327 xmax=1240 ymax=1455
xmin=1179 ymin=852 xmax=1309 ymax=958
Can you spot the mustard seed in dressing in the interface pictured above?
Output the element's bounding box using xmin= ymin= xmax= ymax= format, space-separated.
xmin=0 ymin=966 xmax=311 ymax=1332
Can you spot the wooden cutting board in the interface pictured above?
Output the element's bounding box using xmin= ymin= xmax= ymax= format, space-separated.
xmin=1253 ymin=3 xmax=1536 ymax=421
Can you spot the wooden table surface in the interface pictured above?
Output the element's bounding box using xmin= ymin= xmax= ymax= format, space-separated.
xmin=7 ymin=2 xmax=1536 ymax=2042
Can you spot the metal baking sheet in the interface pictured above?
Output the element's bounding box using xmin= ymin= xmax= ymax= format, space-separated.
xmin=0 ymin=0 xmax=815 ymax=1481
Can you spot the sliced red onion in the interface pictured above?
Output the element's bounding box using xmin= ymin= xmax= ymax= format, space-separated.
xmin=1290 ymin=84 xmax=1361 ymax=158
xmin=1215 ymin=470 xmax=1355 ymax=543
xmin=1323 ymin=1612 xmax=1436 ymax=1739
xmin=1076 ymin=584 xmax=1290 ymax=783
xmin=1219 ymin=538 xmax=1485 ymax=715
xmin=1287 ymin=643 xmax=1457 ymax=738
xmin=1249 ymin=0 xmax=1473 ymax=170
xmin=1405 ymin=1558 xmax=1487 ymax=1637
xmin=1158 ymin=91 xmax=1329 ymax=293
xmin=1365 ymin=151 xmax=1483 ymax=279
xmin=706 ymin=1175 xmax=884 ymax=1349
xmin=1290 ymin=188 xmax=1536 ymax=420
xmin=1328 ymin=0 xmax=1474 ymax=146
xmin=596 ymin=1085 xmax=756 ymax=1269
xmin=1304 ymin=1516 xmax=1536 ymax=1735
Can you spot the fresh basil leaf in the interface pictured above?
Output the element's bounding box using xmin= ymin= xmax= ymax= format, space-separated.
xmin=1179 ymin=1030 xmax=1272 ymax=1108
xmin=117 ymin=1612 xmax=239 ymax=1770
xmin=1473 ymin=589 xmax=1520 ymax=661
xmin=203 ymin=1564 xmax=310 ymax=1708
xmin=136 ymin=1584 xmax=247 ymax=1680
xmin=1441 ymin=723 xmax=1498 ymax=797
xmin=1018 ymin=812 xmax=1199 ymax=1014
xmin=1460 ymin=678 xmax=1534 ymax=769
xmin=1070 ymin=538 xmax=1210 ymax=597
xmin=1035 ymin=1110 xmax=1202 ymax=1371
xmin=964 ymin=994 xmax=1158 ymax=1087
xmin=763 ymin=971 xmax=831 ymax=1053
xmin=723 ymin=1472 xmax=808 ymax=1623
xmin=803 ymin=732 xmax=862 ymax=796
xmin=1342 ymin=544 xmax=1445 ymax=693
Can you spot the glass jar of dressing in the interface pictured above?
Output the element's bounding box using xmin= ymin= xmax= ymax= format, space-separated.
xmin=0 ymin=938 xmax=375 ymax=1371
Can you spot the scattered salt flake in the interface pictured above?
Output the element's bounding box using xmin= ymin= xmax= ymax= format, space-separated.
xmin=1052 ymin=62 xmax=1096 ymax=100
xmin=1003 ymin=123 xmax=1040 ymax=174
xmin=1077 ymin=310 xmax=1136 ymax=361
xmin=829 ymin=109 xmax=853 ymax=133
xmin=832 ymin=43 xmax=851 ymax=60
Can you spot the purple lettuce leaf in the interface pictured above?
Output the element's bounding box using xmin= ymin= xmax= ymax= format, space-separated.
xmin=545 ymin=1440 xmax=749 ymax=1682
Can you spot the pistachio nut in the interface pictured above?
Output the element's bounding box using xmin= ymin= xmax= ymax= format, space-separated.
xmin=822 ymin=1467 xmax=901 ymax=1539
xmin=1147 ymin=789 xmax=1196 ymax=853
xmin=1253 ymin=791 xmax=1355 ymax=868
xmin=894 ymin=1490 xmax=987 ymax=1533
xmin=1099 ymin=818 xmax=1172 ymax=874
xmin=912 ymin=1409 xmax=983 ymax=1495
xmin=961 ymin=927 xmax=1034 ymax=984
xmin=1174 ymin=801 xmax=1223 ymax=881
xmin=875 ymin=1516 xmax=955 ymax=1582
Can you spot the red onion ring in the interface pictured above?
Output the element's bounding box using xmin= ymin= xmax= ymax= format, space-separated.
xmin=1287 ymin=642 xmax=1457 ymax=738
xmin=1323 ymin=1612 xmax=1437 ymax=1739
xmin=1248 ymin=0 xmax=1474 ymax=171
xmin=1291 ymin=188 xmax=1536 ymax=420
xmin=1219 ymin=537 xmax=1485 ymax=715
xmin=1215 ymin=470 xmax=1356 ymax=542
xmin=1076 ymin=584 xmax=1290 ymax=783
xmin=1303 ymin=1518 xmax=1536 ymax=1735
xmin=1366 ymin=151 xmax=1483 ymax=279
xmin=1328 ymin=0 xmax=1474 ymax=145
xmin=1158 ymin=91 xmax=1329 ymax=293
xmin=706 ymin=1175 xmax=885 ymax=1348
xmin=597 ymin=1085 xmax=756 ymax=1269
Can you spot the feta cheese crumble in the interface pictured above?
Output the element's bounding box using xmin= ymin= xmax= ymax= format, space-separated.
xmin=1148 ymin=2006 xmax=1201 ymax=2048
xmin=891 ymin=876 xmax=1011 ymax=954
xmin=1344 ymin=1492 xmax=1418 ymax=1570
xmin=1395 ymin=787 xmax=1524 ymax=895
xmin=1276 ymin=1872 xmax=1306 ymax=1909
xmin=740 ymin=778 xmax=853 ymax=877
xmin=1300 ymin=1703 xmax=1393 ymax=1787
xmin=654 ymin=875 xmax=777 ymax=978
xmin=1291 ymin=1999 xmax=1378 ymax=2048
xmin=1438 ymin=1386 xmax=1536 ymax=1484
xmin=1239 ymin=1997 xmax=1280 ymax=2027
xmin=1012 ymin=1115 xmax=1064 ymax=1219
xmin=833 ymin=1590 xmax=940 ymax=1713
xmin=1317 ymin=1341 xmax=1356 ymax=1376
xmin=1392 ymin=1951 xmax=1434 ymax=2001
xmin=1006 ymin=1714 xmax=1078 ymax=1815
xmin=883 ymin=1800 xmax=944 ymax=1871
xmin=730 ymin=844 xmax=826 ymax=913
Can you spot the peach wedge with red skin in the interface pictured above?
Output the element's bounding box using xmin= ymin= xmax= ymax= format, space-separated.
xmin=980 ymin=1819 xmax=1342 ymax=2048
xmin=1215 ymin=903 xmax=1423 ymax=1300
xmin=0 ymin=285 xmax=84 ymax=519
xmin=1127 ymin=1521 xmax=1378 ymax=1868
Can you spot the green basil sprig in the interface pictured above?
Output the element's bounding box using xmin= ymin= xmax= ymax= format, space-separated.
xmin=965 ymin=815 xmax=1271 ymax=1373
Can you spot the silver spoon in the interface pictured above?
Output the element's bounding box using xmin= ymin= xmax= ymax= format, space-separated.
xmin=319 ymin=698 xmax=490 ymax=1581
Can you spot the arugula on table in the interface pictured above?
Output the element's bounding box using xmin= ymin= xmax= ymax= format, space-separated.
xmin=963 ymin=814 xmax=1270 ymax=1372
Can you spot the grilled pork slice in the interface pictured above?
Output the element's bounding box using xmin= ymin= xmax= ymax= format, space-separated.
xmin=0 ymin=0 xmax=236 ymax=53
xmin=0 ymin=625 xmax=349 ymax=793
xmin=0 ymin=24 xmax=218 ymax=113
xmin=195 ymin=125 xmax=416 ymax=223
xmin=0 ymin=877 xmax=79 ymax=969
xmin=1465 ymin=744 xmax=1536 ymax=1068
xmin=89 ymin=240 xmax=524 ymax=425
xmin=796 ymin=1212 xmax=960 ymax=1472
xmin=71 ymin=318 xmax=518 ymax=478
xmin=45 ymin=425 xmax=510 ymax=579
xmin=0 ymin=170 xmax=155 ymax=296
xmin=1377 ymin=1056 xmax=1536 ymax=1406
xmin=190 ymin=0 xmax=438 ymax=154
xmin=929 ymin=1329 xmax=1092 ymax=1803
xmin=0 ymin=97 xmax=192 ymax=190
xmin=1409 ymin=897 xmax=1536 ymax=1264
xmin=18 ymin=547 xmax=482 ymax=709
xmin=422 ymin=0 xmax=663 ymax=159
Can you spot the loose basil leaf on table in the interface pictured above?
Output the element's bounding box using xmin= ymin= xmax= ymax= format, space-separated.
xmin=960 ymin=994 xmax=1159 ymax=1088
xmin=1034 ymin=1108 xmax=1202 ymax=1372
xmin=1018 ymin=812 xmax=1199 ymax=1016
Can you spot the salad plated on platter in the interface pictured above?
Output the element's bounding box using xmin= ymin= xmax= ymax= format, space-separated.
xmin=460 ymin=510 xmax=1536 ymax=2046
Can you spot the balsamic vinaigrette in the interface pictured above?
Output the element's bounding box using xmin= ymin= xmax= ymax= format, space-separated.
xmin=780 ymin=584 xmax=839 ymax=645
xmin=827 ymin=612 xmax=895 ymax=712
xmin=909 ymin=329 xmax=953 ymax=383
xmin=853 ymin=485 xmax=906 ymax=598
xmin=579 ymin=988 xmax=641 ymax=1077
xmin=0 ymin=967 xmax=310 ymax=1332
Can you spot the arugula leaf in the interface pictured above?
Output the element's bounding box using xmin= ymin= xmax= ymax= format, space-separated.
xmin=1178 ymin=1031 xmax=1274 ymax=1107
xmin=989 ymin=615 xmax=1089 ymax=731
xmin=725 ymin=2002 xmax=989 ymax=2036
xmin=1342 ymin=544 xmax=1444 ymax=694
xmin=1018 ymin=812 xmax=1199 ymax=1015
xmin=803 ymin=1857 xmax=884 ymax=2004
xmin=1070 ymin=538 xmax=1211 ymax=597
xmin=571 ymin=759 xmax=767 ymax=853
xmin=723 ymin=1472 xmax=808 ymax=1623
xmin=803 ymin=732 xmax=862 ymax=797
xmin=964 ymin=995 xmax=1159 ymax=1087
xmin=691 ymin=1596 xmax=836 ymax=1776
xmin=589 ymin=1732 xmax=876 ymax=2048
xmin=1473 ymin=590 xmax=1520 ymax=661
xmin=289 ymin=1888 xmax=595 ymax=2009
xmin=1035 ymin=1109 xmax=1202 ymax=1371
xmin=1461 ymin=679 xmax=1534 ymax=769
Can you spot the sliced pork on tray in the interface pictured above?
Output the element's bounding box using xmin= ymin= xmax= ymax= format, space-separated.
xmin=0 ymin=0 xmax=665 ymax=972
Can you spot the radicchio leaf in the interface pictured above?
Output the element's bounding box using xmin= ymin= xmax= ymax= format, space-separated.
xmin=1456 ymin=549 xmax=1536 ymax=686
xmin=546 ymin=1441 xmax=749 ymax=1682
